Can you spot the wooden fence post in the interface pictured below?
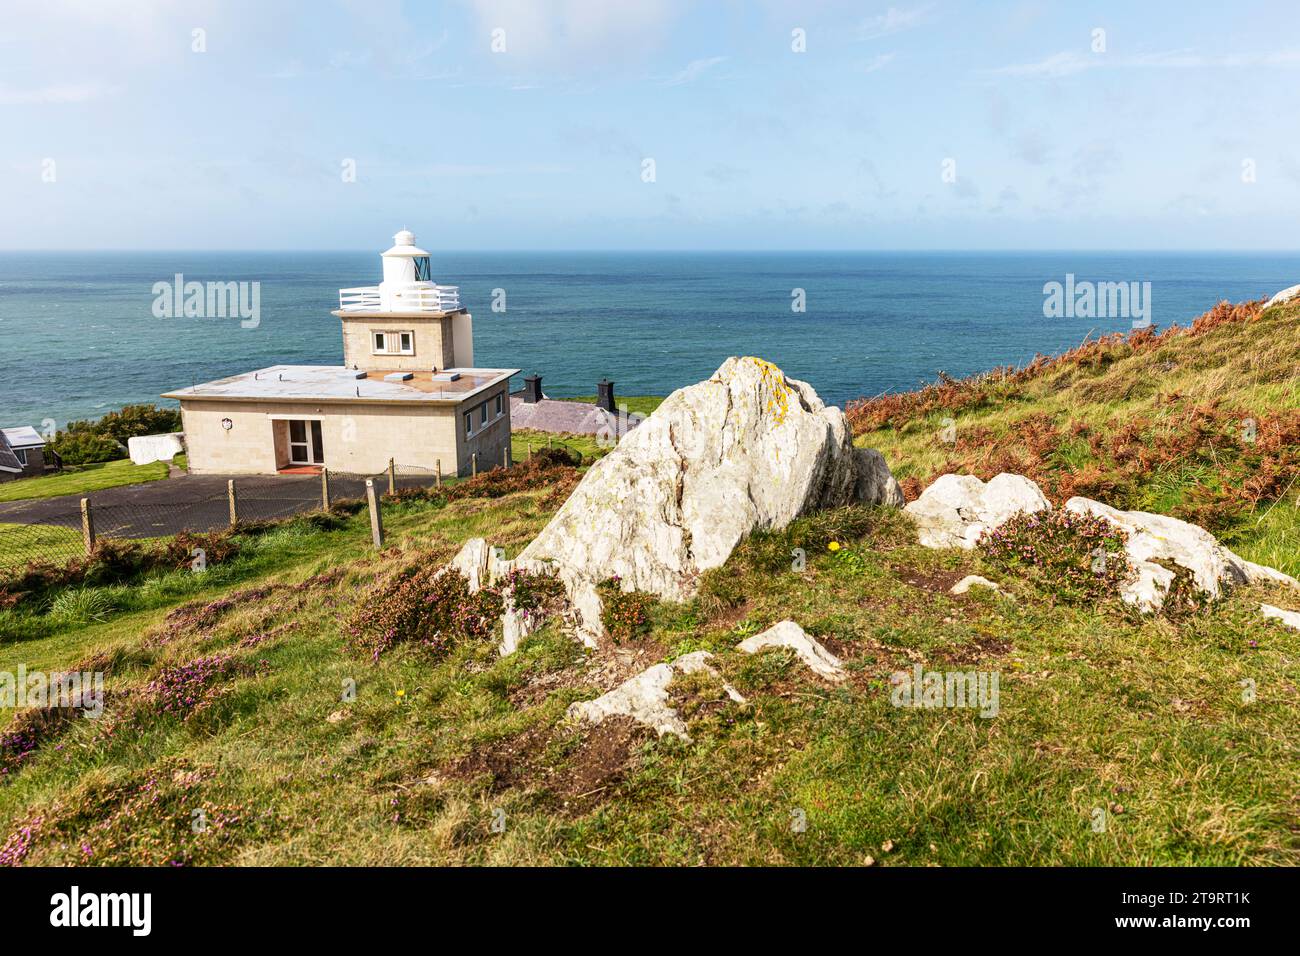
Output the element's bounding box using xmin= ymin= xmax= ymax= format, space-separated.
xmin=321 ymin=467 xmax=331 ymax=511
xmin=227 ymin=479 xmax=238 ymax=527
xmin=471 ymin=453 xmax=478 ymax=477
xmin=80 ymin=497 xmax=96 ymax=555
xmin=435 ymin=458 xmax=442 ymax=489
xmin=365 ymin=479 xmax=384 ymax=548
xmin=387 ymin=457 xmax=396 ymax=496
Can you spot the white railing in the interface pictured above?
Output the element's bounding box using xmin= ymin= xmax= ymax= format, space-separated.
xmin=338 ymin=284 xmax=461 ymax=313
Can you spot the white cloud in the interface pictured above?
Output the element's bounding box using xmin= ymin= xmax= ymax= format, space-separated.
xmin=858 ymin=4 xmax=934 ymax=41
xmin=857 ymin=53 xmax=897 ymax=73
xmin=662 ymin=56 xmax=726 ymax=86
xmin=461 ymin=0 xmax=683 ymax=64
xmin=0 ymin=82 xmax=117 ymax=104
xmin=990 ymin=47 xmax=1300 ymax=78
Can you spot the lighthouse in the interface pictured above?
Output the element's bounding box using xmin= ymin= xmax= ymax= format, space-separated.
xmin=335 ymin=229 xmax=474 ymax=371
xmin=165 ymin=226 xmax=518 ymax=478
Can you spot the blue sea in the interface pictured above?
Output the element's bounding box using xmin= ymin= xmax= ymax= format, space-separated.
xmin=1 ymin=251 xmax=1297 ymax=430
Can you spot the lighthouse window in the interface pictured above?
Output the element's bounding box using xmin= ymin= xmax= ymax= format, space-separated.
xmin=372 ymin=330 xmax=415 ymax=355
xmin=414 ymin=257 xmax=432 ymax=282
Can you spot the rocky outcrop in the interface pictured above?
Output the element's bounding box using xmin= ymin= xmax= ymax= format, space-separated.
xmin=737 ymin=620 xmax=846 ymax=682
xmin=566 ymin=651 xmax=745 ymax=739
xmin=1266 ymin=284 xmax=1300 ymax=308
xmin=517 ymin=357 xmax=904 ymax=640
xmin=905 ymin=473 xmax=1051 ymax=549
xmin=1064 ymin=497 xmax=1300 ymax=612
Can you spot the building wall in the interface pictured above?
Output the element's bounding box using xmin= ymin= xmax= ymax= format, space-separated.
xmin=18 ymin=445 xmax=45 ymax=478
xmin=179 ymin=399 xmax=465 ymax=476
xmin=454 ymin=384 xmax=512 ymax=476
xmin=339 ymin=314 xmax=464 ymax=371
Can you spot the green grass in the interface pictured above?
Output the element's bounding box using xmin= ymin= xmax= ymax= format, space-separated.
xmin=0 ymin=523 xmax=85 ymax=570
xmin=560 ymin=395 xmax=665 ymax=418
xmin=511 ymin=429 xmax=607 ymax=464
xmin=0 ymin=458 xmax=174 ymax=503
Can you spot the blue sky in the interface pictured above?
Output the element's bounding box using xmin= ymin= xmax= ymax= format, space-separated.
xmin=3 ymin=0 xmax=1300 ymax=250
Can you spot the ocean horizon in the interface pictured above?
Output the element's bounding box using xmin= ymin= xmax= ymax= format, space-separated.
xmin=3 ymin=249 xmax=1297 ymax=429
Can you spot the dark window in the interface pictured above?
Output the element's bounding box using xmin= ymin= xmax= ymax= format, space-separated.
xmin=414 ymin=257 xmax=432 ymax=281
xmin=480 ymin=403 xmax=488 ymax=426
xmin=494 ymin=393 xmax=503 ymax=416
xmin=464 ymin=413 xmax=472 ymax=437
xmin=14 ymin=448 xmax=27 ymax=466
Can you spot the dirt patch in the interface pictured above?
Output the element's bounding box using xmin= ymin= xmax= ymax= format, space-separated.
xmin=897 ymin=567 xmax=967 ymax=594
xmin=446 ymin=716 xmax=652 ymax=814
xmin=940 ymin=632 xmax=1014 ymax=665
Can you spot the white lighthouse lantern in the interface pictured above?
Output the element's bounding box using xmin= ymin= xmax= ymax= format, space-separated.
xmin=338 ymin=229 xmax=461 ymax=314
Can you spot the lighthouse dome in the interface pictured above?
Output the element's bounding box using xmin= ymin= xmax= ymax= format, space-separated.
xmin=382 ymin=229 xmax=430 ymax=258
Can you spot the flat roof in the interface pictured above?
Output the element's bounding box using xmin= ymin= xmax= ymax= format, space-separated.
xmin=162 ymin=365 xmax=520 ymax=407
xmin=1 ymin=426 xmax=44 ymax=448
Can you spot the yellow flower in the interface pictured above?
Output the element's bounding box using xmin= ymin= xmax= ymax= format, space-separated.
xmin=395 ymin=689 xmax=405 ymax=698
xmin=828 ymin=541 xmax=841 ymax=552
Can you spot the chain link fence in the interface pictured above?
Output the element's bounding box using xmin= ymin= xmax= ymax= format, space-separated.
xmin=0 ymin=462 xmax=462 ymax=571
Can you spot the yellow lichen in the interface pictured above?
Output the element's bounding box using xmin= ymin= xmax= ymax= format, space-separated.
xmin=743 ymin=356 xmax=791 ymax=426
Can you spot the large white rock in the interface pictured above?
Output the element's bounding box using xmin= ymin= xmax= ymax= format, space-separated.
xmin=1064 ymin=497 xmax=1300 ymax=612
xmin=518 ymin=357 xmax=904 ymax=639
xmin=737 ymin=620 xmax=846 ymax=682
xmin=905 ymin=473 xmax=1051 ymax=549
xmin=567 ymin=650 xmax=745 ymax=739
xmin=128 ymin=432 xmax=185 ymax=466
xmin=1266 ymin=284 xmax=1300 ymax=308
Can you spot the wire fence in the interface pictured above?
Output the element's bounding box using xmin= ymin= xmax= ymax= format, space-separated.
xmin=0 ymin=462 xmax=466 ymax=571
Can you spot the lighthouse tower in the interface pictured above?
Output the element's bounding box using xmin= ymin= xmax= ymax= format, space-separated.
xmin=335 ymin=229 xmax=474 ymax=372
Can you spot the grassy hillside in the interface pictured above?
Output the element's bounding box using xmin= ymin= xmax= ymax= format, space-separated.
xmin=1 ymin=304 xmax=1297 ymax=867
xmin=849 ymin=296 xmax=1300 ymax=577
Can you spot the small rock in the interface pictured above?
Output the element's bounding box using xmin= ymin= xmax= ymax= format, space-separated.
xmin=567 ymin=650 xmax=745 ymax=740
xmin=326 ymin=709 xmax=349 ymax=724
xmin=906 ymin=473 xmax=1050 ymax=550
xmin=1065 ymin=497 xmax=1300 ymax=612
xmin=863 ymin=855 xmax=876 ymax=867
xmin=737 ymin=620 xmax=847 ymax=682
xmin=1266 ymin=283 xmax=1300 ymax=307
xmin=950 ymin=574 xmax=1000 ymax=595
xmin=881 ymin=839 xmax=895 ymax=853
xmin=1261 ymin=604 xmax=1300 ymax=631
